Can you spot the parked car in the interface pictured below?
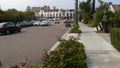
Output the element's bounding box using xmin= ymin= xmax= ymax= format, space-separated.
xmin=16 ymin=21 xmax=28 ymax=27
xmin=33 ymin=21 xmax=41 ymax=26
xmin=0 ymin=22 xmax=22 ymax=34
xmin=64 ymin=20 xmax=71 ymax=27
xmin=28 ymin=20 xmax=36 ymax=26
xmin=54 ymin=19 xmax=60 ymax=24
xmin=40 ymin=20 xmax=50 ymax=26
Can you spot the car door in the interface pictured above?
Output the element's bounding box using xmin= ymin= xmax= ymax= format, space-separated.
xmin=6 ymin=22 xmax=15 ymax=32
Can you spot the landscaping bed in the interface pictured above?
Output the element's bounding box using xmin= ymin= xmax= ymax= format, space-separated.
xmin=42 ymin=38 xmax=87 ymax=68
xmin=70 ymin=24 xmax=81 ymax=34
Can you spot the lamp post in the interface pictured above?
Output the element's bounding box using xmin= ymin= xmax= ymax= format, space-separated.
xmin=75 ymin=0 xmax=78 ymax=24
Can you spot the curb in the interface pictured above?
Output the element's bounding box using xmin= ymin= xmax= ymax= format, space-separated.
xmin=48 ymin=28 xmax=71 ymax=53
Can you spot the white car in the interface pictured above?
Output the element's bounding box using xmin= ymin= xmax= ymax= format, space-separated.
xmin=40 ymin=20 xmax=50 ymax=26
xmin=33 ymin=21 xmax=41 ymax=26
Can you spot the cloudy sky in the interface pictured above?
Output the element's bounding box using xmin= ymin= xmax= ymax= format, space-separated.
xmin=0 ymin=0 xmax=120 ymax=11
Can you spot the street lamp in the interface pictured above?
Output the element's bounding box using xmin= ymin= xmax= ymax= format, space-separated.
xmin=75 ymin=0 xmax=78 ymax=24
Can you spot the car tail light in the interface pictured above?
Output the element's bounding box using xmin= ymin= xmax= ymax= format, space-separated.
xmin=0 ymin=26 xmax=3 ymax=29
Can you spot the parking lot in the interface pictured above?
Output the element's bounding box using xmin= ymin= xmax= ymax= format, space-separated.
xmin=0 ymin=22 xmax=68 ymax=66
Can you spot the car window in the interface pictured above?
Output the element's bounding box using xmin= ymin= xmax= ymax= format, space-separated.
xmin=7 ymin=23 xmax=15 ymax=27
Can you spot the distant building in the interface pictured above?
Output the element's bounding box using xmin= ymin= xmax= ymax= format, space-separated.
xmin=31 ymin=7 xmax=74 ymax=20
xmin=31 ymin=7 xmax=41 ymax=17
xmin=108 ymin=2 xmax=120 ymax=12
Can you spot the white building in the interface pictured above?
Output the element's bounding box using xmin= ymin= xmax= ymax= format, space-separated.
xmin=108 ymin=3 xmax=120 ymax=12
xmin=31 ymin=7 xmax=74 ymax=20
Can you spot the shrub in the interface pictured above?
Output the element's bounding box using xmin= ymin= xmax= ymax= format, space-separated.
xmin=92 ymin=11 xmax=103 ymax=27
xmin=42 ymin=39 xmax=87 ymax=68
xmin=70 ymin=24 xmax=81 ymax=33
xmin=110 ymin=28 xmax=120 ymax=51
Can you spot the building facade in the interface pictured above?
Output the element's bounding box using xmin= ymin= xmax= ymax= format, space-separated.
xmin=31 ymin=7 xmax=74 ymax=20
xmin=108 ymin=3 xmax=120 ymax=12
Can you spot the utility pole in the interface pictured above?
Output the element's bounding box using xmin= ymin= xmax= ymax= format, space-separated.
xmin=75 ymin=0 xmax=78 ymax=24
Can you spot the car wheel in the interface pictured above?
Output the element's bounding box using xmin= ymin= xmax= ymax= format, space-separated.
xmin=18 ymin=28 xmax=21 ymax=32
xmin=5 ymin=30 xmax=10 ymax=35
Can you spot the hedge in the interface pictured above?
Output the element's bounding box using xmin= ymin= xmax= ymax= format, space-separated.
xmin=70 ymin=24 xmax=81 ymax=33
xmin=110 ymin=28 xmax=120 ymax=51
xmin=42 ymin=39 xmax=87 ymax=68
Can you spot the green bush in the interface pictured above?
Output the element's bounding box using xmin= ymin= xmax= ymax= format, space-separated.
xmin=70 ymin=24 xmax=81 ymax=33
xmin=110 ymin=28 xmax=120 ymax=51
xmin=42 ymin=39 xmax=87 ymax=68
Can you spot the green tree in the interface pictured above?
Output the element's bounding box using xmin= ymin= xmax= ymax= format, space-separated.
xmin=23 ymin=11 xmax=35 ymax=21
xmin=53 ymin=6 xmax=56 ymax=10
xmin=0 ymin=9 xmax=35 ymax=23
xmin=79 ymin=0 xmax=92 ymax=23
xmin=110 ymin=11 xmax=120 ymax=27
xmin=26 ymin=6 xmax=31 ymax=11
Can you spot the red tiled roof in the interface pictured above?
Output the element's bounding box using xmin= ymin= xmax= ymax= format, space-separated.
xmin=113 ymin=5 xmax=120 ymax=11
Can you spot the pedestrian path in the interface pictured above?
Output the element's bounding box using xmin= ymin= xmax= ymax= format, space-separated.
xmin=79 ymin=22 xmax=120 ymax=68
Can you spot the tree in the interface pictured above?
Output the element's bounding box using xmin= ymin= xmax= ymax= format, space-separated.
xmin=53 ymin=6 xmax=56 ymax=10
xmin=23 ymin=11 xmax=35 ymax=21
xmin=109 ymin=11 xmax=120 ymax=27
xmin=79 ymin=0 xmax=91 ymax=12
xmin=40 ymin=5 xmax=50 ymax=10
xmin=92 ymin=0 xmax=104 ymax=14
xmin=98 ymin=0 xmax=104 ymax=6
xmin=26 ymin=6 xmax=31 ymax=11
xmin=0 ymin=9 xmax=35 ymax=23
xmin=79 ymin=0 xmax=92 ymax=23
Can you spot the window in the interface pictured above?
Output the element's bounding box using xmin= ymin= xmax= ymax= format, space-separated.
xmin=59 ymin=14 xmax=61 ymax=17
xmin=67 ymin=13 xmax=69 ymax=17
xmin=53 ymin=14 xmax=55 ymax=17
xmin=56 ymin=14 xmax=58 ymax=17
xmin=7 ymin=23 xmax=15 ymax=27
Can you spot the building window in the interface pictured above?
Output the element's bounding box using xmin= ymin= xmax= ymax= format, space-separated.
xmin=56 ymin=14 xmax=58 ymax=17
xmin=44 ymin=14 xmax=46 ymax=17
xmin=59 ymin=14 xmax=61 ymax=17
xmin=63 ymin=13 xmax=65 ymax=16
xmin=70 ymin=13 xmax=72 ymax=17
xmin=67 ymin=13 xmax=69 ymax=17
xmin=53 ymin=14 xmax=55 ymax=17
xmin=50 ymin=14 xmax=52 ymax=17
xmin=47 ymin=14 xmax=49 ymax=17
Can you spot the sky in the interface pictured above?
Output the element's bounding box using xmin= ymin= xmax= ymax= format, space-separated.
xmin=0 ymin=0 xmax=120 ymax=11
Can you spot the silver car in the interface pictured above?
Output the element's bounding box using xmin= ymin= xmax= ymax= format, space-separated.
xmin=40 ymin=20 xmax=50 ymax=26
xmin=33 ymin=21 xmax=41 ymax=26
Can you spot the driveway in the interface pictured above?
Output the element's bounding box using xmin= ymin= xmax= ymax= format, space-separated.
xmin=0 ymin=23 xmax=68 ymax=66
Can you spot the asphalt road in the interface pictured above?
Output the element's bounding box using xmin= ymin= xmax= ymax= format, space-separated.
xmin=0 ymin=22 xmax=68 ymax=66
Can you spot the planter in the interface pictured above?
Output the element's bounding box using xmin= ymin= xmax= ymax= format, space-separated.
xmin=66 ymin=33 xmax=80 ymax=40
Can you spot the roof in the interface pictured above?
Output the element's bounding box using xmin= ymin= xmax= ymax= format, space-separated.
xmin=113 ymin=5 xmax=120 ymax=11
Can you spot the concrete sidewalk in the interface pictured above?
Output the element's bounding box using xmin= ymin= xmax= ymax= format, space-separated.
xmin=79 ymin=22 xmax=120 ymax=68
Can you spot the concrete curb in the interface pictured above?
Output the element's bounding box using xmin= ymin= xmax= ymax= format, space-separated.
xmin=48 ymin=28 xmax=71 ymax=53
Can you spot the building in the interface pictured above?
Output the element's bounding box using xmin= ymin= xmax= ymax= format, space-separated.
xmin=31 ymin=7 xmax=74 ymax=20
xmin=108 ymin=3 xmax=120 ymax=12
xmin=31 ymin=7 xmax=41 ymax=17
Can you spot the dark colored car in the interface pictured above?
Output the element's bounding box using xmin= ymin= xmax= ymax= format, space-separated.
xmin=0 ymin=22 xmax=22 ymax=34
xmin=64 ymin=20 xmax=71 ymax=27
